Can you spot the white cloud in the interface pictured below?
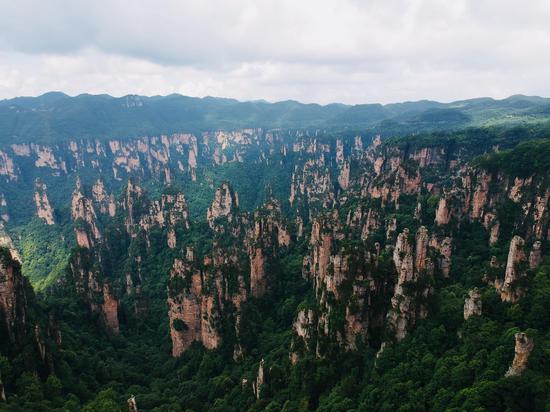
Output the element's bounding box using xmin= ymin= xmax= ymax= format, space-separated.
xmin=0 ymin=0 xmax=549 ymax=104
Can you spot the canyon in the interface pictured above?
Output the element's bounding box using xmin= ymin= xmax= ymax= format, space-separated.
xmin=0 ymin=123 xmax=548 ymax=411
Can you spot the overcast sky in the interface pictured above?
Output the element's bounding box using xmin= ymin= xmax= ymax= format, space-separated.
xmin=1 ymin=0 xmax=549 ymax=104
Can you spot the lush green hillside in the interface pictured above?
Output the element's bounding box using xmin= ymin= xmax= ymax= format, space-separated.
xmin=1 ymin=93 xmax=550 ymax=144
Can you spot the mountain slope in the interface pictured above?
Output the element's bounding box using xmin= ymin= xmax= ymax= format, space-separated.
xmin=1 ymin=93 xmax=550 ymax=144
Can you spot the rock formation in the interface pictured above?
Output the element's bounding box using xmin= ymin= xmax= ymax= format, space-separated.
xmin=506 ymin=332 xmax=534 ymax=377
xmin=253 ymin=359 xmax=265 ymax=399
xmin=66 ymin=251 xmax=120 ymax=334
xmin=387 ymin=227 xmax=433 ymax=342
xmin=435 ymin=197 xmax=451 ymax=226
xmin=247 ymin=199 xmax=290 ymax=298
xmin=128 ymin=395 xmax=138 ymax=412
xmin=123 ymin=180 xmax=144 ymax=236
xmin=294 ymin=212 xmax=388 ymax=354
xmin=0 ymin=248 xmax=30 ymax=343
xmin=529 ymin=241 xmax=542 ymax=269
xmin=91 ymin=178 xmax=116 ymax=217
xmin=207 ymin=182 xmax=239 ymax=230
xmin=139 ymin=191 xmax=190 ymax=248
xmin=167 ymin=245 xmax=249 ymax=356
xmin=0 ymin=371 xmax=5 ymax=401
xmin=71 ymin=179 xmax=101 ymax=249
xmin=497 ymin=236 xmax=527 ymax=303
xmin=464 ymin=288 xmax=482 ymax=319
xmin=34 ymin=180 xmax=55 ymax=225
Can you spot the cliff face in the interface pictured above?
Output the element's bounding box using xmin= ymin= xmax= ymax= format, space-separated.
xmin=385 ymin=227 xmax=436 ymax=342
xmin=0 ymin=247 xmax=55 ymax=389
xmin=292 ymin=210 xmax=389 ymax=357
xmin=92 ymin=179 xmax=116 ymax=217
xmin=66 ymin=250 xmax=120 ymax=334
xmin=65 ymin=177 xmax=195 ymax=334
xmin=167 ymin=243 xmax=248 ymax=356
xmin=207 ymin=182 xmax=240 ymax=231
xmin=167 ymin=185 xmax=294 ymax=356
xmin=72 ymin=178 xmax=102 ymax=249
xmin=167 ymin=183 xmax=243 ymax=356
xmin=289 ymin=134 xmax=548 ymax=359
xmin=167 ymin=255 xmax=214 ymax=356
xmin=506 ymin=332 xmax=534 ymax=377
xmin=139 ymin=192 xmax=190 ymax=248
xmin=1 ymin=127 xmax=547 ymax=377
xmin=433 ymin=167 xmax=549 ymax=246
xmin=292 ymin=208 xmax=456 ymax=358
xmin=0 ymin=248 xmax=30 ymax=343
xmin=34 ymin=180 xmax=55 ymax=225
xmin=464 ymin=288 xmax=482 ymax=319
xmin=247 ymin=199 xmax=290 ymax=298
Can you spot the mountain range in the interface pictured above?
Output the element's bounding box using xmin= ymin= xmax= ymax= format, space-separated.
xmin=1 ymin=92 xmax=549 ymax=143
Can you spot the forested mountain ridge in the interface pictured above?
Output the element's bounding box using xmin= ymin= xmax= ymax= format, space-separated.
xmin=1 ymin=92 xmax=549 ymax=144
xmin=0 ymin=119 xmax=549 ymax=411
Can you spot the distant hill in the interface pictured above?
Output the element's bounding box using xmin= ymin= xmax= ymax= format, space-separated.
xmin=0 ymin=92 xmax=549 ymax=143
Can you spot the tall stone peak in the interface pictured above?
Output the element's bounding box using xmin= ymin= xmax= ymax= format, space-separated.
xmin=124 ymin=179 xmax=145 ymax=235
xmin=529 ymin=241 xmax=542 ymax=269
xmin=497 ymin=235 xmax=527 ymax=303
xmin=464 ymin=288 xmax=482 ymax=319
xmin=247 ymin=198 xmax=291 ymax=298
xmin=386 ymin=227 xmax=436 ymax=343
xmin=139 ymin=189 xmax=190 ymax=248
xmin=167 ymin=257 xmax=220 ymax=356
xmin=66 ymin=250 xmax=120 ymax=334
xmin=0 ymin=247 xmax=56 ymax=383
xmin=91 ymin=178 xmax=116 ymax=217
xmin=71 ymin=179 xmax=102 ymax=249
xmin=34 ymin=179 xmax=55 ymax=225
xmin=0 ymin=247 xmax=30 ymax=343
xmin=506 ymin=332 xmax=534 ymax=377
xmin=207 ymin=182 xmax=239 ymax=229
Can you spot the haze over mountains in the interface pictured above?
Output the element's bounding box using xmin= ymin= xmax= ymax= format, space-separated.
xmin=1 ymin=92 xmax=549 ymax=143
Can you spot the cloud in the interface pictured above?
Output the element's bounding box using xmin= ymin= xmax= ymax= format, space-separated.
xmin=0 ymin=0 xmax=549 ymax=104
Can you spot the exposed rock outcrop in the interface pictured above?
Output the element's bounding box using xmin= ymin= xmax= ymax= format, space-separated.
xmin=247 ymin=199 xmax=290 ymax=298
xmin=386 ymin=227 xmax=433 ymax=342
xmin=66 ymin=250 xmax=120 ymax=334
xmin=167 ymin=243 xmax=250 ymax=356
xmin=0 ymin=150 xmax=18 ymax=181
xmin=167 ymin=257 xmax=207 ymax=356
xmin=71 ymin=179 xmax=101 ymax=249
xmin=294 ymin=212 xmax=388 ymax=354
xmin=127 ymin=395 xmax=138 ymax=412
xmin=139 ymin=191 xmax=190 ymax=248
xmin=34 ymin=180 xmax=55 ymax=225
xmin=0 ymin=248 xmax=30 ymax=343
xmin=102 ymin=284 xmax=120 ymax=334
xmin=253 ymin=359 xmax=265 ymax=399
xmin=290 ymin=309 xmax=315 ymax=363
xmin=435 ymin=197 xmax=451 ymax=226
xmin=505 ymin=332 xmax=534 ymax=377
xmin=497 ymin=236 xmax=527 ymax=303
xmin=207 ymin=182 xmax=239 ymax=230
xmin=123 ymin=180 xmax=144 ymax=236
xmin=0 ymin=371 xmax=5 ymax=401
xmin=92 ymin=179 xmax=116 ymax=217
xmin=464 ymin=288 xmax=482 ymax=319
xmin=529 ymin=241 xmax=542 ymax=269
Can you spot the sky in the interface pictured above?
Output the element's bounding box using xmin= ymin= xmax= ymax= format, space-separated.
xmin=0 ymin=0 xmax=549 ymax=105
